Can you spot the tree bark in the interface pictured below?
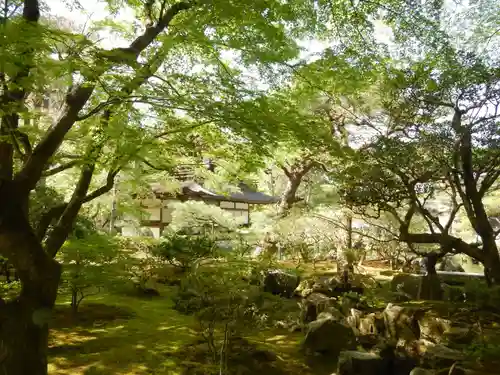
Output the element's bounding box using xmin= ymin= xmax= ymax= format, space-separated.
xmin=0 ymin=183 xmax=61 ymax=375
xmin=0 ymin=1 xmax=192 ymax=373
xmin=278 ymin=160 xmax=315 ymax=216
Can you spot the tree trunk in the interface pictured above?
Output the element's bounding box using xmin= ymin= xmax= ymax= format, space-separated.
xmin=71 ymin=289 xmax=78 ymax=315
xmin=0 ymin=294 xmax=57 ymax=375
xmin=346 ymin=214 xmax=353 ymax=250
xmin=278 ymin=177 xmax=301 ymax=216
xmin=278 ymin=161 xmax=315 ymax=217
xmin=483 ymin=244 xmax=500 ymax=286
xmin=0 ymin=255 xmax=60 ymax=375
xmin=420 ymin=253 xmax=442 ymax=300
xmin=0 ymin=183 xmax=61 ymax=375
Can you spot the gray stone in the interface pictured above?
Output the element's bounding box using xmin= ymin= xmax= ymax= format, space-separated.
xmin=294 ymin=278 xmax=315 ymax=298
xmin=295 ymin=276 xmax=341 ymax=298
xmin=359 ymin=312 xmax=385 ymax=336
xmin=417 ymin=311 xmax=451 ymax=344
xmin=410 ymin=368 xmax=436 ymax=375
xmin=263 ymin=269 xmax=300 ymax=298
xmin=303 ymin=317 xmax=356 ymax=356
xmin=437 ymin=257 xmax=465 ymax=273
xmin=346 ymin=308 xmax=363 ymax=330
xmin=383 ymin=303 xmax=421 ymax=342
xmin=419 ymin=341 xmax=465 ymax=368
xmin=300 ymin=292 xmax=342 ymax=324
xmin=337 ymin=351 xmax=385 ymax=375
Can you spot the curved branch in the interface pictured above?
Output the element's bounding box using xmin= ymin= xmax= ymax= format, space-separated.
xmin=42 ymin=160 xmax=79 ymax=177
xmin=14 ymin=1 xmax=193 ymax=197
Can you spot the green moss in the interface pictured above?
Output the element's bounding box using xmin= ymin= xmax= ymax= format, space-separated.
xmin=49 ymin=285 xmax=310 ymax=375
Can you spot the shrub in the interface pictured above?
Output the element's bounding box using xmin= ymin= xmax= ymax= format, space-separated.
xmin=463 ymin=280 xmax=500 ymax=310
xmin=116 ymin=236 xmax=165 ymax=291
xmin=172 ymin=261 xmax=285 ymax=373
xmin=58 ymin=233 xmax=123 ymax=314
xmin=152 ymin=233 xmax=218 ymax=272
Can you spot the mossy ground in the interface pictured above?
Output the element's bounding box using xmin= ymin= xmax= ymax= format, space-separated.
xmin=48 ymin=284 xmax=312 ymax=375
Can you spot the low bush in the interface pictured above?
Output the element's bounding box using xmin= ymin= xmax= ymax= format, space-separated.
xmin=172 ymin=261 xmax=286 ymax=374
xmin=58 ymin=233 xmax=123 ymax=314
xmin=152 ymin=233 xmax=219 ymax=272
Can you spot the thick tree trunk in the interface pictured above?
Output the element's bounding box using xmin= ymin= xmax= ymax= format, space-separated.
xmin=278 ymin=160 xmax=315 ymax=217
xmin=0 ymin=260 xmax=60 ymax=375
xmin=0 ymin=181 xmax=61 ymax=375
xmin=0 ymin=248 xmax=60 ymax=375
xmin=419 ymin=254 xmax=442 ymax=300
xmin=482 ymin=243 xmax=500 ymax=286
xmin=0 ymin=293 xmax=58 ymax=375
xmin=278 ymin=177 xmax=301 ymax=216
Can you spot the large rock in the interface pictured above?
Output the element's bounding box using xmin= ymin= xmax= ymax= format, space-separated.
xmin=417 ymin=311 xmax=451 ymax=344
xmin=359 ymin=312 xmax=385 ymax=336
xmin=391 ymin=274 xmax=422 ymax=299
xmin=300 ymin=292 xmax=343 ymax=324
xmin=437 ymin=257 xmax=465 ymax=273
xmin=415 ymin=341 xmax=466 ymax=369
xmin=383 ymin=304 xmax=421 ymax=342
xmin=303 ymin=316 xmax=356 ymax=356
xmin=417 ymin=311 xmax=475 ymax=346
xmin=337 ymin=351 xmax=385 ymax=375
xmin=294 ymin=278 xmax=315 ymax=298
xmin=262 ymin=269 xmax=300 ymax=298
xmin=410 ymin=368 xmax=435 ymax=375
xmin=294 ymin=276 xmax=340 ymax=298
xmin=346 ymin=308 xmax=364 ymax=331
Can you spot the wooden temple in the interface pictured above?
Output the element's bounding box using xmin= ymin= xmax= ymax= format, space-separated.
xmin=121 ymin=161 xmax=280 ymax=238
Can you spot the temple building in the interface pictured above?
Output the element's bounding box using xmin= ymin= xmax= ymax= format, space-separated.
xmin=119 ymin=161 xmax=279 ymax=238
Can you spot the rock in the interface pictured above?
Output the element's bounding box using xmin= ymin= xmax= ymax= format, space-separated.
xmin=410 ymin=368 xmax=436 ymax=375
xmin=359 ymin=312 xmax=385 ymax=336
xmin=135 ymin=285 xmax=160 ymax=297
xmin=418 ymin=341 xmax=465 ymax=368
xmin=391 ymin=274 xmax=422 ymax=299
xmin=295 ymin=276 xmax=341 ymax=298
xmin=417 ymin=311 xmax=451 ymax=344
xmin=417 ymin=311 xmax=474 ymax=346
xmin=383 ymin=304 xmax=421 ymax=342
xmin=300 ymin=292 xmax=342 ymax=324
xmin=303 ymin=317 xmax=356 ymax=356
xmin=263 ymin=269 xmax=300 ymax=298
xmin=346 ymin=308 xmax=363 ymax=330
xmin=337 ymin=351 xmax=385 ymax=375
xmin=437 ymin=257 xmax=465 ymax=272
xmin=294 ymin=279 xmax=315 ymax=298
xmin=443 ymin=326 xmax=474 ymax=346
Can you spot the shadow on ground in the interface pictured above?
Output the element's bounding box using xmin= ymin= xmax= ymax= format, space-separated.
xmin=48 ymin=286 xmax=313 ymax=375
xmin=48 ymin=288 xmax=199 ymax=375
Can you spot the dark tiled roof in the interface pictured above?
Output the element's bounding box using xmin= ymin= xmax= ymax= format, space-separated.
xmin=151 ymin=181 xmax=280 ymax=205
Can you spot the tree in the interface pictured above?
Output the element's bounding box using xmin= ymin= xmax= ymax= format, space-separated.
xmin=334 ymin=48 xmax=500 ymax=284
xmin=58 ymin=233 xmax=122 ymax=315
xmin=0 ymin=0 xmax=336 ymax=372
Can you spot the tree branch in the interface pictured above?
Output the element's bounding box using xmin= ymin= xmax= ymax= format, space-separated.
xmin=44 ymin=163 xmax=97 ymax=257
xmin=42 ymin=160 xmax=80 ymax=177
xmin=400 ymin=231 xmax=484 ymax=262
xmin=14 ymin=1 xmax=192 ymax=196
